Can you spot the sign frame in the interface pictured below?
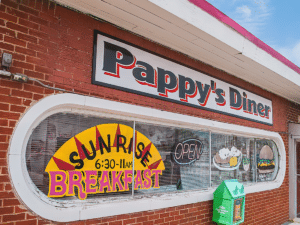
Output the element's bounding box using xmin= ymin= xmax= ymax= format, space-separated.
xmin=92 ymin=30 xmax=273 ymax=126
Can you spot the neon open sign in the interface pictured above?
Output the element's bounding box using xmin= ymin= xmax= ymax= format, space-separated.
xmin=173 ymin=139 xmax=203 ymax=165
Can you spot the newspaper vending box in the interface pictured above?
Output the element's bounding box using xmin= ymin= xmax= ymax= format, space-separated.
xmin=212 ymin=179 xmax=245 ymax=225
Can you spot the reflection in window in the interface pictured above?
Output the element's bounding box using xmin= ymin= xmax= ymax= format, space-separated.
xmin=25 ymin=112 xmax=280 ymax=202
xmin=135 ymin=122 xmax=210 ymax=194
xmin=211 ymin=134 xmax=256 ymax=187
xmin=256 ymin=139 xmax=279 ymax=182
xmin=26 ymin=113 xmax=133 ymax=200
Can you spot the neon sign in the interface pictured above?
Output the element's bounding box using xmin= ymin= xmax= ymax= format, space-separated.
xmin=173 ymin=139 xmax=203 ymax=165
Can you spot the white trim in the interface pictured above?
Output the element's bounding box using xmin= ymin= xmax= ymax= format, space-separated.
xmin=289 ymin=123 xmax=300 ymax=220
xmin=54 ymin=0 xmax=300 ymax=104
xmin=289 ymin=135 xmax=297 ymax=220
xmin=8 ymin=93 xmax=286 ymax=222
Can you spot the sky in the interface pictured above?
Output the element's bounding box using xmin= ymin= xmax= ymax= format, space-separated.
xmin=205 ymin=0 xmax=300 ymax=67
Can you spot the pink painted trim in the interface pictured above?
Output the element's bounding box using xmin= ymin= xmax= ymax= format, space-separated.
xmin=188 ymin=0 xmax=300 ymax=74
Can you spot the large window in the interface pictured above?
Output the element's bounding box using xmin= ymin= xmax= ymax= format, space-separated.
xmin=26 ymin=113 xmax=279 ymax=201
xmin=9 ymin=94 xmax=285 ymax=222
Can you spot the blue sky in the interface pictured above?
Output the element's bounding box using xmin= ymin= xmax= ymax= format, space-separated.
xmin=205 ymin=0 xmax=300 ymax=67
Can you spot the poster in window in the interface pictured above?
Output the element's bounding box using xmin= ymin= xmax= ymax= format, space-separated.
xmin=45 ymin=123 xmax=165 ymax=200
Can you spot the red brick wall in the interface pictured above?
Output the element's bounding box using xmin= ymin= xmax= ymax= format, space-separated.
xmin=0 ymin=0 xmax=296 ymax=224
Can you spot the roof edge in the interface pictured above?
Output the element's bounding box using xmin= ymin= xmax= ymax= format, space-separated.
xmin=188 ymin=0 xmax=300 ymax=75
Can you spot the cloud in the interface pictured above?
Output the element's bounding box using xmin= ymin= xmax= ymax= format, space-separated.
xmin=205 ymin=0 xmax=300 ymax=67
xmin=236 ymin=5 xmax=251 ymax=20
xmin=276 ymin=41 xmax=300 ymax=67
xmin=206 ymin=0 xmax=272 ymax=36
xmin=233 ymin=1 xmax=271 ymax=36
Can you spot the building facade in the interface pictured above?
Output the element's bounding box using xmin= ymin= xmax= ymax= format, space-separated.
xmin=1 ymin=0 xmax=300 ymax=224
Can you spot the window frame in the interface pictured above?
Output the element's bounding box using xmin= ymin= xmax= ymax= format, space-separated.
xmin=8 ymin=93 xmax=286 ymax=222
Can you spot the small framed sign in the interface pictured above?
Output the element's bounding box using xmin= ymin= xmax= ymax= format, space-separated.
xmin=92 ymin=30 xmax=273 ymax=125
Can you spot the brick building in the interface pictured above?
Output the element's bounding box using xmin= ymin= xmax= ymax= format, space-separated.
xmin=0 ymin=0 xmax=300 ymax=224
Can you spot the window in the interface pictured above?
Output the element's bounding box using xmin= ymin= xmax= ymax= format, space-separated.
xmin=9 ymin=94 xmax=285 ymax=222
xmin=25 ymin=113 xmax=280 ymax=201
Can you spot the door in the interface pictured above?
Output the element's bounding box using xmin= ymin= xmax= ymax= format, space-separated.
xmin=297 ymin=143 xmax=300 ymax=217
xmin=288 ymin=123 xmax=300 ymax=221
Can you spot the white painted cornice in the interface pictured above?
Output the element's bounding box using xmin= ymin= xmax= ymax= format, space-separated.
xmin=54 ymin=0 xmax=300 ymax=103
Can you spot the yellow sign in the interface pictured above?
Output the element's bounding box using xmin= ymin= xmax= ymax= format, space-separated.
xmin=45 ymin=124 xmax=165 ymax=200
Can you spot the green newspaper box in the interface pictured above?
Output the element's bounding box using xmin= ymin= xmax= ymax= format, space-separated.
xmin=212 ymin=179 xmax=245 ymax=225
